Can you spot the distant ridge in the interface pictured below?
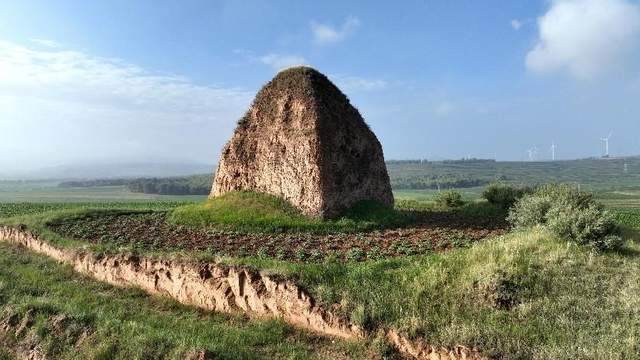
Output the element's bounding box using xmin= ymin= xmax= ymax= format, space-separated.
xmin=2 ymin=162 xmax=215 ymax=181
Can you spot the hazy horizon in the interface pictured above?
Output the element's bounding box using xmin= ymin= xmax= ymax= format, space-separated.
xmin=3 ymin=0 xmax=640 ymax=175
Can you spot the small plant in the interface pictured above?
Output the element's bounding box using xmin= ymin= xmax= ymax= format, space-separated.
xmin=237 ymin=245 xmax=248 ymax=257
xmin=256 ymin=247 xmax=269 ymax=259
xmin=310 ymin=250 xmax=324 ymax=261
xmin=294 ymin=249 xmax=308 ymax=261
xmin=346 ymin=248 xmax=366 ymax=261
xmin=483 ymin=183 xmax=533 ymax=210
xmin=434 ymin=190 xmax=464 ymax=208
xmin=366 ymin=246 xmax=383 ymax=260
xmin=274 ymin=248 xmax=286 ymax=260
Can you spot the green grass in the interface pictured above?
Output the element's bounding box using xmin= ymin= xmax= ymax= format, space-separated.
xmin=0 ymin=201 xmax=187 ymax=219
xmin=0 ymin=184 xmax=206 ymax=203
xmin=168 ymin=191 xmax=412 ymax=233
xmin=0 ymin=242 xmax=367 ymax=360
xmin=393 ymin=187 xmax=485 ymax=202
xmin=231 ymin=228 xmax=640 ymax=359
xmin=613 ymin=210 xmax=640 ymax=230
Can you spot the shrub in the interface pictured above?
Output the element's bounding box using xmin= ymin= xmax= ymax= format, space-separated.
xmin=545 ymin=204 xmax=617 ymax=248
xmin=535 ymin=183 xmax=594 ymax=208
xmin=506 ymin=196 xmax=552 ymax=228
xmin=482 ymin=183 xmax=533 ymax=210
xmin=508 ymin=184 xmax=621 ymax=250
xmin=434 ymin=190 xmax=464 ymax=208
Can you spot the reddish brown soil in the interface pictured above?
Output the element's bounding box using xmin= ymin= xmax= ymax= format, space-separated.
xmin=47 ymin=212 xmax=507 ymax=262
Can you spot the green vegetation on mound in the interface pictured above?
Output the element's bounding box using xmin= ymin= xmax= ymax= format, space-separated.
xmin=168 ymin=191 xmax=411 ymax=233
xmin=0 ymin=243 xmax=365 ymax=359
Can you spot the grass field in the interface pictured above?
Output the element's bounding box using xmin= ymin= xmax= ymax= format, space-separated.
xmin=2 ymin=204 xmax=640 ymax=358
xmin=0 ymin=184 xmax=206 ymax=203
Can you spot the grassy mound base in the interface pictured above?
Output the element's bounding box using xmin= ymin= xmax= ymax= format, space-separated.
xmin=167 ymin=191 xmax=412 ymax=233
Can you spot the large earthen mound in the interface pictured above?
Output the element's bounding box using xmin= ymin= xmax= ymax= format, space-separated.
xmin=211 ymin=66 xmax=393 ymax=219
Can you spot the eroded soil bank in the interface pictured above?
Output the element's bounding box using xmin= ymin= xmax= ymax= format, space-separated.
xmin=0 ymin=226 xmax=484 ymax=360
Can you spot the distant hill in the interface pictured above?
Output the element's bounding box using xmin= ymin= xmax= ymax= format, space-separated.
xmin=387 ymin=156 xmax=640 ymax=191
xmin=8 ymin=156 xmax=640 ymax=194
xmin=6 ymin=162 xmax=215 ymax=181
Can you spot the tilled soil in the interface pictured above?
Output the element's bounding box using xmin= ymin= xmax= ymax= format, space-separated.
xmin=47 ymin=212 xmax=507 ymax=262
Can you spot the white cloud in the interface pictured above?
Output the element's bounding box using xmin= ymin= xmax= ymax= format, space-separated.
xmin=0 ymin=40 xmax=252 ymax=172
xmin=510 ymin=19 xmax=523 ymax=30
xmin=258 ymin=53 xmax=307 ymax=70
xmin=332 ymin=75 xmax=388 ymax=92
xmin=30 ymin=38 xmax=61 ymax=48
xmin=526 ymin=0 xmax=640 ymax=79
xmin=310 ymin=16 xmax=360 ymax=45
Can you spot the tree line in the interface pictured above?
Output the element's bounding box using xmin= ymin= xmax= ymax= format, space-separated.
xmin=390 ymin=176 xmax=489 ymax=190
xmin=59 ymin=174 xmax=212 ymax=195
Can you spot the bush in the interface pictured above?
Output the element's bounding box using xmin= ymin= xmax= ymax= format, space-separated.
xmin=482 ymin=183 xmax=533 ymax=210
xmin=506 ymin=196 xmax=552 ymax=228
xmin=508 ymin=184 xmax=621 ymax=251
xmin=434 ymin=190 xmax=464 ymax=208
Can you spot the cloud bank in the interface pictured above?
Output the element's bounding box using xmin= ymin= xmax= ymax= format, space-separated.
xmin=0 ymin=40 xmax=251 ymax=172
xmin=526 ymin=0 xmax=640 ymax=79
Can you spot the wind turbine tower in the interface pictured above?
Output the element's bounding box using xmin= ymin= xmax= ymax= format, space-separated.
xmin=527 ymin=146 xmax=538 ymax=161
xmin=600 ymin=132 xmax=612 ymax=158
xmin=550 ymin=142 xmax=557 ymax=161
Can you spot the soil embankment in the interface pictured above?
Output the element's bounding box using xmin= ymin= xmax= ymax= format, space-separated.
xmin=0 ymin=226 xmax=484 ymax=360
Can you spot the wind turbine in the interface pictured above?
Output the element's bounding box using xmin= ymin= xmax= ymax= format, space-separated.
xmin=527 ymin=146 xmax=538 ymax=161
xmin=600 ymin=132 xmax=612 ymax=157
xmin=550 ymin=141 xmax=557 ymax=161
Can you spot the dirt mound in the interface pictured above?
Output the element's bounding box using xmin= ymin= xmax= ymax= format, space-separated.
xmin=212 ymin=66 xmax=393 ymax=219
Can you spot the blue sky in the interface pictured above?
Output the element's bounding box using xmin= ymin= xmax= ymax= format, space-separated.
xmin=2 ymin=0 xmax=640 ymax=173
